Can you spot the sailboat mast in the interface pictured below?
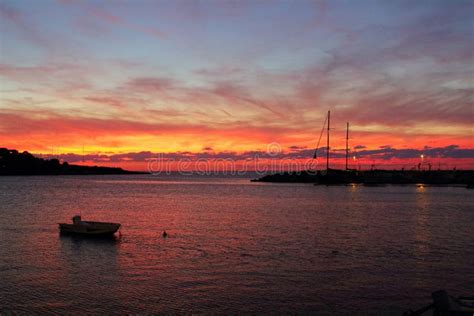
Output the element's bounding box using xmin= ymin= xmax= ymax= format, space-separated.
xmin=345 ymin=122 xmax=349 ymax=170
xmin=326 ymin=110 xmax=330 ymax=171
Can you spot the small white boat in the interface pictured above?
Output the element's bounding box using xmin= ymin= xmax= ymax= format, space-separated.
xmin=59 ymin=215 xmax=120 ymax=237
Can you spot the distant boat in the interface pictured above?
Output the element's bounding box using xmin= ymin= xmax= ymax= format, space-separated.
xmin=59 ymin=215 xmax=120 ymax=237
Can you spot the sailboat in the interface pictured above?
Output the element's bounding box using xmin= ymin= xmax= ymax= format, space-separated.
xmin=313 ymin=110 xmax=351 ymax=173
xmin=313 ymin=110 xmax=331 ymax=174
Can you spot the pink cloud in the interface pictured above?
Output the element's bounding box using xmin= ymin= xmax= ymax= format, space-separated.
xmin=83 ymin=96 xmax=127 ymax=109
xmin=0 ymin=63 xmax=95 ymax=93
xmin=86 ymin=6 xmax=166 ymax=38
xmin=0 ymin=110 xmax=296 ymax=143
xmin=211 ymin=82 xmax=286 ymax=119
xmin=0 ymin=3 xmax=49 ymax=47
xmin=126 ymin=77 xmax=175 ymax=92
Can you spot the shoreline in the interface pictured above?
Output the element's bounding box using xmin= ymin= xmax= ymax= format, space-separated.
xmin=252 ymin=169 xmax=474 ymax=188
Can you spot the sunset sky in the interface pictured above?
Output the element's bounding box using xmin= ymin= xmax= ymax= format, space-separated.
xmin=1 ymin=0 xmax=473 ymax=170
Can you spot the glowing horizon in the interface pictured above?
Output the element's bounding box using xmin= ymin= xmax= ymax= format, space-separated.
xmin=1 ymin=0 xmax=473 ymax=170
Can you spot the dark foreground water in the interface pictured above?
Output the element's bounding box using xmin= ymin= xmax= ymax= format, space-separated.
xmin=0 ymin=175 xmax=473 ymax=314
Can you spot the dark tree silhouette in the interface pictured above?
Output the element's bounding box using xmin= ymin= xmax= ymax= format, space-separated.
xmin=0 ymin=148 xmax=142 ymax=175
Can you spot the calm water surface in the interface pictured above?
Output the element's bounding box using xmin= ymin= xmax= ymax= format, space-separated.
xmin=0 ymin=175 xmax=473 ymax=314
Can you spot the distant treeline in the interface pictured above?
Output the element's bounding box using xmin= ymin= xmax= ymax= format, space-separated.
xmin=0 ymin=148 xmax=142 ymax=175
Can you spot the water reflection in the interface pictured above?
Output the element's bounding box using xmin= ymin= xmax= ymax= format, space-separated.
xmin=414 ymin=186 xmax=431 ymax=251
xmin=57 ymin=234 xmax=123 ymax=313
xmin=58 ymin=234 xmax=120 ymax=270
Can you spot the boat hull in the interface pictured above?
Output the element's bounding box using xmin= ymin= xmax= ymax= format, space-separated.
xmin=59 ymin=221 xmax=120 ymax=236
